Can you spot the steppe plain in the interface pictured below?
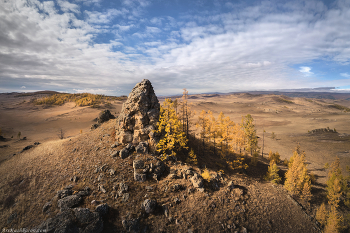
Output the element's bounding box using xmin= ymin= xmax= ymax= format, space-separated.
xmin=0 ymin=91 xmax=349 ymax=232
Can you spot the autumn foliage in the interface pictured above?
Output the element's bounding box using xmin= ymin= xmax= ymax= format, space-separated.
xmin=284 ymin=145 xmax=312 ymax=203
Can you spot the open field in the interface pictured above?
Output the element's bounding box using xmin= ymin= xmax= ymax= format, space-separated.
xmin=0 ymin=91 xmax=349 ymax=232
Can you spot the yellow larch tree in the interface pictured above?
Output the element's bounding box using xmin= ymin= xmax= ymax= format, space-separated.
xmin=178 ymin=88 xmax=195 ymax=137
xmin=265 ymin=161 xmax=282 ymax=184
xmin=242 ymin=114 xmax=259 ymax=155
xmin=284 ymin=145 xmax=312 ymax=202
xmin=156 ymin=98 xmax=188 ymax=160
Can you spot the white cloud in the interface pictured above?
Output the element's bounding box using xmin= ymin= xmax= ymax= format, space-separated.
xmin=299 ymin=66 xmax=314 ymax=76
xmin=1 ymin=0 xmax=350 ymax=95
xmin=146 ymin=26 xmax=161 ymax=34
xmin=21 ymin=86 xmax=26 ymax=89
xmin=85 ymin=9 xmax=126 ymax=24
xmin=57 ymin=0 xmax=80 ymax=14
xmin=340 ymin=72 xmax=350 ymax=78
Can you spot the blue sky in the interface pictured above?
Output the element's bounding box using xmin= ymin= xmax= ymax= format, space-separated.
xmin=1 ymin=0 xmax=350 ymax=95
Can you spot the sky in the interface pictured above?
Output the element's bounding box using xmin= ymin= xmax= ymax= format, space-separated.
xmin=1 ymin=0 xmax=350 ymax=96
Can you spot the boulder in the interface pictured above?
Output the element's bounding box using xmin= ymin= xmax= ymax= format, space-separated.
xmin=115 ymin=79 xmax=160 ymax=150
xmin=57 ymin=195 xmax=82 ymax=211
xmin=133 ymin=160 xmax=145 ymax=169
xmin=135 ymin=141 xmax=149 ymax=154
xmin=122 ymin=218 xmax=140 ymax=233
xmin=36 ymin=208 xmax=103 ymax=233
xmin=142 ymin=199 xmax=157 ymax=214
xmin=97 ymin=109 xmax=115 ymax=124
xmin=95 ymin=203 xmax=109 ymax=216
xmin=134 ymin=170 xmax=146 ymax=182
xmin=42 ymin=202 xmax=52 ymax=214
xmin=190 ymin=173 xmax=204 ymax=188
xmin=120 ymin=147 xmax=129 ymax=159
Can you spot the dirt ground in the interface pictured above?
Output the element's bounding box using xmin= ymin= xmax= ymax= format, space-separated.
xmin=0 ymin=92 xmax=349 ymax=232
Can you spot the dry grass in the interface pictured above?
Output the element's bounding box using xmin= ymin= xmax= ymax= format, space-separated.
xmin=33 ymin=93 xmax=127 ymax=107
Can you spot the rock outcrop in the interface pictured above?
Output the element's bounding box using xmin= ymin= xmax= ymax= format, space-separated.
xmin=115 ymin=79 xmax=160 ymax=151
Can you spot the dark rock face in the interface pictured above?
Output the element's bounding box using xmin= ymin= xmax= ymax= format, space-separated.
xmin=97 ymin=110 xmax=115 ymax=124
xmin=57 ymin=195 xmax=82 ymax=212
xmin=36 ymin=208 xmax=103 ymax=233
xmin=115 ymin=79 xmax=160 ymax=150
xmin=142 ymin=199 xmax=157 ymax=214
xmin=122 ymin=218 xmax=140 ymax=233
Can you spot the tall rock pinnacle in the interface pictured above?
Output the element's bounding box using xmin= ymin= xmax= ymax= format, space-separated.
xmin=115 ymin=79 xmax=160 ymax=150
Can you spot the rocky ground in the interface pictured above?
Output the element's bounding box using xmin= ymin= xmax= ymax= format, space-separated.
xmin=0 ymin=119 xmax=322 ymax=233
xmin=1 ymin=79 xmax=349 ymax=232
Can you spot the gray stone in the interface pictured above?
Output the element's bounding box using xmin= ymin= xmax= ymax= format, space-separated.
xmin=110 ymin=151 xmax=119 ymax=157
xmin=142 ymin=199 xmax=157 ymax=214
xmin=95 ymin=203 xmax=109 ymax=216
xmin=120 ymin=148 xmax=129 ymax=159
xmin=42 ymin=202 xmax=52 ymax=214
xmin=154 ymin=160 xmax=166 ymax=176
xmin=191 ymin=173 xmax=204 ymax=188
xmin=134 ymin=171 xmax=146 ymax=182
xmin=77 ymin=187 xmax=91 ymax=197
xmin=109 ymin=169 xmax=116 ymax=176
xmin=145 ymin=186 xmax=153 ymax=192
xmin=57 ymin=189 xmax=72 ymax=199
xmin=122 ymin=218 xmax=140 ymax=233
xmin=135 ymin=141 xmax=148 ymax=154
xmin=117 ymin=182 xmax=129 ymax=196
xmin=57 ymin=195 xmax=82 ymax=211
xmin=119 ymin=182 xmax=129 ymax=192
xmin=97 ymin=109 xmax=115 ymax=124
xmin=73 ymin=208 xmax=98 ymax=225
xmin=133 ymin=159 xmax=145 ymax=169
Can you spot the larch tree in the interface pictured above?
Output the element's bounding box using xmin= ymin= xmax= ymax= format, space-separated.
xmin=284 ymin=145 xmax=312 ymax=202
xmin=265 ymin=161 xmax=282 ymax=184
xmin=156 ymin=98 xmax=188 ymax=160
xmin=242 ymin=114 xmax=259 ymax=155
xmin=217 ymin=111 xmax=235 ymax=155
xmin=196 ymin=110 xmax=209 ymax=156
xmin=178 ymin=88 xmax=194 ymax=137
xmin=232 ymin=123 xmax=246 ymax=154
xmin=206 ymin=110 xmax=218 ymax=156
xmin=326 ymin=157 xmax=344 ymax=208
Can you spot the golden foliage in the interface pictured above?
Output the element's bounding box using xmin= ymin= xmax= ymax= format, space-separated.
xmin=326 ymin=157 xmax=344 ymax=208
xmin=316 ymin=203 xmax=328 ymax=226
xmin=284 ymin=145 xmax=312 ymax=202
xmin=201 ymin=168 xmax=211 ymax=182
xmin=265 ymin=161 xmax=281 ymax=184
xmin=186 ymin=148 xmax=198 ymax=165
xmin=156 ymin=98 xmax=188 ymax=160
xmin=268 ymin=151 xmax=280 ymax=164
xmin=242 ymin=114 xmax=259 ymax=155
xmin=34 ymin=93 xmax=125 ymax=107
xmin=324 ymin=206 xmax=342 ymax=233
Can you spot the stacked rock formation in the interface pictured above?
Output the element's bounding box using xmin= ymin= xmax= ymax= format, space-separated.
xmin=115 ymin=79 xmax=160 ymax=151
